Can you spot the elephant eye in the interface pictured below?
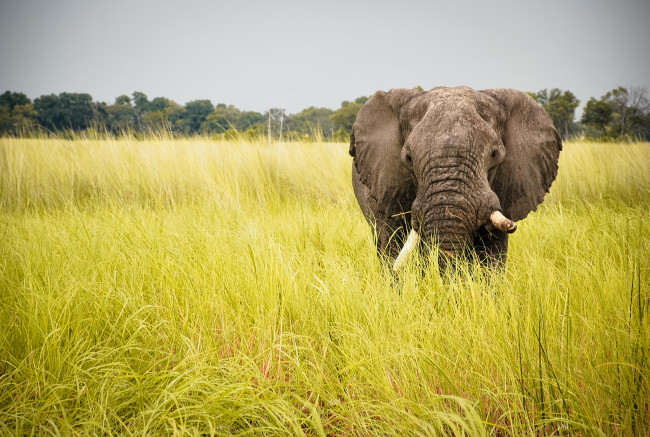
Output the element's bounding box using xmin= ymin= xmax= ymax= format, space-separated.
xmin=490 ymin=149 xmax=498 ymax=159
xmin=402 ymin=148 xmax=414 ymax=170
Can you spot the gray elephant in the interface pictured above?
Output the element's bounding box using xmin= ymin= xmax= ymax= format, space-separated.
xmin=349 ymin=86 xmax=562 ymax=269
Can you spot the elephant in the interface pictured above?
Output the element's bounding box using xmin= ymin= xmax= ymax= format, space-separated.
xmin=349 ymin=86 xmax=562 ymax=269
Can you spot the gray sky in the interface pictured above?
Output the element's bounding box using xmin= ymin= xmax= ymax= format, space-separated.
xmin=1 ymin=0 xmax=649 ymax=115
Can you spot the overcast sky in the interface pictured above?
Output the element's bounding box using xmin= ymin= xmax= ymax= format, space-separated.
xmin=1 ymin=0 xmax=649 ymax=115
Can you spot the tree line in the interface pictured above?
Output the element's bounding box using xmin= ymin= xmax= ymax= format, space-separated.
xmin=526 ymin=86 xmax=650 ymax=140
xmin=1 ymin=87 xmax=649 ymax=140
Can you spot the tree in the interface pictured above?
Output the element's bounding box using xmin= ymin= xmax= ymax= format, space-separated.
xmin=581 ymin=97 xmax=612 ymax=137
xmin=128 ymin=93 xmax=184 ymax=133
xmin=202 ymin=104 xmax=266 ymax=134
xmin=60 ymin=92 xmax=95 ymax=131
xmin=237 ymin=111 xmax=265 ymax=132
xmin=105 ymin=102 xmax=135 ymax=133
xmin=331 ymin=98 xmax=367 ymax=132
xmin=32 ymin=94 xmax=59 ymax=131
xmin=603 ymin=86 xmax=650 ymax=138
xmin=285 ymin=106 xmax=334 ymax=137
xmin=532 ymin=88 xmax=580 ymax=139
xmin=624 ymin=87 xmax=650 ymax=139
xmin=581 ymin=86 xmax=650 ymax=140
xmin=132 ymin=92 xmax=149 ymax=111
xmin=149 ymin=97 xmax=179 ymax=113
xmin=0 ymin=92 xmax=36 ymax=134
xmin=142 ymin=110 xmax=173 ymax=133
xmin=203 ymin=104 xmax=243 ymax=133
xmin=0 ymin=91 xmax=30 ymax=110
xmin=33 ymin=92 xmax=94 ymax=131
xmin=0 ymin=103 xmax=37 ymax=134
xmin=146 ymin=107 xmax=183 ymax=134
xmin=115 ymin=95 xmax=131 ymax=106
xmin=131 ymin=91 xmax=150 ymax=128
xmin=175 ymin=100 xmax=213 ymax=134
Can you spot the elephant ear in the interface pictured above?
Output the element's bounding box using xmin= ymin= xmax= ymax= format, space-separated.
xmin=481 ymin=88 xmax=562 ymax=222
xmin=350 ymin=88 xmax=423 ymax=217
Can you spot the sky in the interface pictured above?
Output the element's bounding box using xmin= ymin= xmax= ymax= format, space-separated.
xmin=1 ymin=0 xmax=649 ymax=115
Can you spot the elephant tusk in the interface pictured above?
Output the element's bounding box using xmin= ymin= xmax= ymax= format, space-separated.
xmin=393 ymin=229 xmax=420 ymax=270
xmin=490 ymin=211 xmax=517 ymax=233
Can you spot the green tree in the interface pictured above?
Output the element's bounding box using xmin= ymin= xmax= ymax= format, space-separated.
xmin=129 ymin=93 xmax=184 ymax=133
xmin=115 ymin=95 xmax=131 ymax=106
xmin=0 ymin=103 xmax=37 ymax=134
xmin=581 ymin=97 xmax=612 ymax=137
xmin=0 ymin=91 xmax=30 ymax=110
xmin=142 ymin=110 xmax=173 ymax=133
xmin=623 ymin=87 xmax=650 ymax=139
xmin=145 ymin=106 xmax=183 ymax=134
xmin=32 ymin=94 xmax=59 ymax=131
xmin=285 ymin=106 xmax=334 ymax=137
xmin=90 ymin=101 xmax=109 ymax=131
xmin=604 ymin=87 xmax=631 ymax=137
xmin=33 ymin=92 xmax=94 ymax=131
xmin=149 ymin=97 xmax=179 ymax=113
xmin=131 ymin=91 xmax=150 ymax=128
xmin=175 ymin=100 xmax=213 ymax=134
xmin=581 ymin=87 xmax=650 ymax=140
xmin=132 ymin=92 xmax=149 ymax=112
xmin=331 ymin=97 xmax=367 ymax=132
xmin=105 ymin=96 xmax=136 ymax=133
xmin=602 ymin=86 xmax=650 ymax=138
xmin=237 ymin=111 xmax=265 ymax=131
xmin=13 ymin=104 xmax=38 ymax=132
xmin=532 ymin=88 xmax=580 ymax=139
xmin=0 ymin=92 xmax=36 ymax=134
xmin=203 ymin=104 xmax=242 ymax=133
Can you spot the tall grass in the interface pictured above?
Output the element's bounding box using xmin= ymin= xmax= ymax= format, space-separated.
xmin=0 ymin=136 xmax=648 ymax=435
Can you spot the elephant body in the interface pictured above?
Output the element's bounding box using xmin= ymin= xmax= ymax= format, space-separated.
xmin=349 ymin=86 xmax=562 ymax=267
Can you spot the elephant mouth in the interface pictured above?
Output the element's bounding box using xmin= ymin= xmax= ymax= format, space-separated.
xmin=393 ymin=210 xmax=517 ymax=270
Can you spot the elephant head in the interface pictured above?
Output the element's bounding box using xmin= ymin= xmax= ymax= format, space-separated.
xmin=349 ymin=86 xmax=561 ymax=269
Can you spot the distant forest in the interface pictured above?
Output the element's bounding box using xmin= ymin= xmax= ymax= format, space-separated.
xmin=1 ymin=86 xmax=649 ymax=141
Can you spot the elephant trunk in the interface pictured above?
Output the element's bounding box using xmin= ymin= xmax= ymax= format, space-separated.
xmin=393 ymin=167 xmax=517 ymax=270
xmin=393 ymin=208 xmax=517 ymax=270
xmin=393 ymin=187 xmax=474 ymax=270
xmin=423 ymin=201 xmax=473 ymax=253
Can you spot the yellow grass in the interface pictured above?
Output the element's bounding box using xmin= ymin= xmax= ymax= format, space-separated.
xmin=0 ymin=136 xmax=648 ymax=435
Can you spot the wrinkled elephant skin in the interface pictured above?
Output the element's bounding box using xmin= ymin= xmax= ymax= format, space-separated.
xmin=349 ymin=86 xmax=562 ymax=268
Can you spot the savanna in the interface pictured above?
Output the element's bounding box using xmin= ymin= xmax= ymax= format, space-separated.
xmin=0 ymin=135 xmax=648 ymax=435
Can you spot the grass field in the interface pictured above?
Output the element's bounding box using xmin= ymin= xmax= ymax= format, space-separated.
xmin=0 ymin=136 xmax=648 ymax=436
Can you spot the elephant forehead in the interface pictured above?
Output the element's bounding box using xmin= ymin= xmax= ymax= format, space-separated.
xmin=399 ymin=87 xmax=472 ymax=130
xmin=407 ymin=102 xmax=501 ymax=151
xmin=397 ymin=87 xmax=504 ymax=136
xmin=425 ymin=87 xmax=490 ymax=118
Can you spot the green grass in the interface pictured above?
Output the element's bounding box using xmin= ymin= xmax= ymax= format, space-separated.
xmin=0 ymin=136 xmax=648 ymax=435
